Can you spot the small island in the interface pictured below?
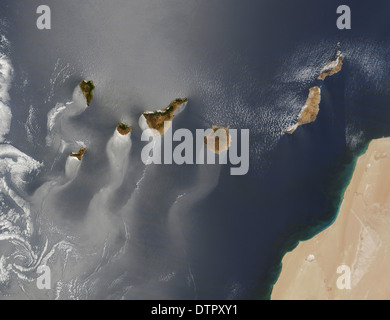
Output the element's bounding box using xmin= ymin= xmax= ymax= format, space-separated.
xmin=141 ymin=98 xmax=188 ymax=135
xmin=318 ymin=51 xmax=344 ymax=81
xmin=117 ymin=122 xmax=132 ymax=135
xmin=70 ymin=147 xmax=86 ymax=161
xmin=79 ymin=80 xmax=95 ymax=106
xmin=283 ymin=86 xmax=321 ymax=134
xmin=204 ymin=125 xmax=231 ymax=154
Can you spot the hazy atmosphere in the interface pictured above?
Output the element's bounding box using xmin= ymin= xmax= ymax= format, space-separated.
xmin=1 ymin=0 xmax=390 ymax=299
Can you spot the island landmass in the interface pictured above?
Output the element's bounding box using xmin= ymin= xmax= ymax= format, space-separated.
xmin=70 ymin=147 xmax=87 ymax=161
xmin=284 ymin=86 xmax=321 ymax=134
xmin=141 ymin=98 xmax=188 ymax=135
xmin=204 ymin=125 xmax=231 ymax=154
xmin=117 ymin=122 xmax=132 ymax=135
xmin=79 ymin=80 xmax=95 ymax=106
xmin=318 ymin=51 xmax=344 ymax=81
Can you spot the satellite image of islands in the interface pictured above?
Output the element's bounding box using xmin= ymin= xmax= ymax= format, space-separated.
xmin=1 ymin=0 xmax=390 ymax=305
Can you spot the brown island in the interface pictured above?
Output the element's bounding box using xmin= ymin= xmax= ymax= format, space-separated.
xmin=141 ymin=98 xmax=188 ymax=135
xmin=204 ymin=125 xmax=231 ymax=154
xmin=70 ymin=147 xmax=86 ymax=161
xmin=117 ymin=122 xmax=132 ymax=135
xmin=283 ymin=86 xmax=321 ymax=134
xmin=318 ymin=51 xmax=344 ymax=81
xmin=79 ymin=80 xmax=95 ymax=106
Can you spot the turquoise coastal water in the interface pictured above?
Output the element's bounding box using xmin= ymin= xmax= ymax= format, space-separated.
xmin=268 ymin=139 xmax=373 ymax=299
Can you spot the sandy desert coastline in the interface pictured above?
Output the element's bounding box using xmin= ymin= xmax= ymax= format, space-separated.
xmin=272 ymin=137 xmax=390 ymax=299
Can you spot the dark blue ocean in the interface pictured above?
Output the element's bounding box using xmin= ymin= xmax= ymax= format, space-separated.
xmin=1 ymin=0 xmax=390 ymax=299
